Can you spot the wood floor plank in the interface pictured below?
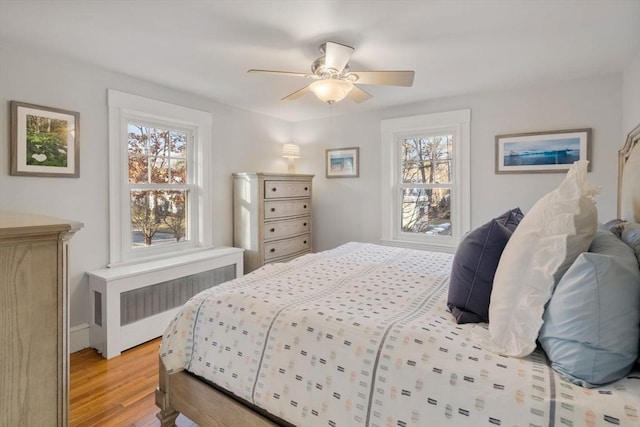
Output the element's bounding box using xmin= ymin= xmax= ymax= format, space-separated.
xmin=70 ymin=338 xmax=196 ymax=427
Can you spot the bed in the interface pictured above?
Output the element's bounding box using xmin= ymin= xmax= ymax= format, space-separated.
xmin=156 ymin=126 xmax=640 ymax=427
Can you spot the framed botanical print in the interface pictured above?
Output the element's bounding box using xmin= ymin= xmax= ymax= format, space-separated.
xmin=10 ymin=101 xmax=80 ymax=177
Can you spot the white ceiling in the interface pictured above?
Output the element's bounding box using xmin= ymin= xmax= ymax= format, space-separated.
xmin=1 ymin=0 xmax=639 ymax=122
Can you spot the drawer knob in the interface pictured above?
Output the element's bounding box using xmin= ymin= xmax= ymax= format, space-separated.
xmin=303 ymin=205 xmax=307 ymax=209
xmin=271 ymin=208 xmax=276 ymax=212
xmin=271 ymin=187 xmax=277 ymax=192
xmin=303 ymin=240 xmax=307 ymax=244
xmin=270 ymin=228 xmax=275 ymax=232
xmin=304 ymin=187 xmax=308 ymax=191
xmin=303 ymin=222 xmax=307 ymax=226
xmin=270 ymin=248 xmax=276 ymax=253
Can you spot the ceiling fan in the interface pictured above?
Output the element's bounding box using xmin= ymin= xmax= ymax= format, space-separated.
xmin=248 ymin=41 xmax=415 ymax=104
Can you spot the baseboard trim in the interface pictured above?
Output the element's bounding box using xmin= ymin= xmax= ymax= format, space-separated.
xmin=70 ymin=323 xmax=90 ymax=353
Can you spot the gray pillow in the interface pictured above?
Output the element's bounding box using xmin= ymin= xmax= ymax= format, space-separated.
xmin=447 ymin=208 xmax=523 ymax=324
xmin=621 ymin=222 xmax=640 ymax=265
xmin=604 ymin=218 xmax=627 ymax=238
xmin=539 ymin=228 xmax=640 ymax=387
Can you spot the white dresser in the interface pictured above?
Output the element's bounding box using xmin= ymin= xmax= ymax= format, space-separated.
xmin=233 ymin=173 xmax=313 ymax=273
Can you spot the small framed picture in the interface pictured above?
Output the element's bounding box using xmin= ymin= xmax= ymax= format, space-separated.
xmin=326 ymin=147 xmax=359 ymax=178
xmin=10 ymin=101 xmax=80 ymax=177
xmin=495 ymin=128 xmax=591 ymax=174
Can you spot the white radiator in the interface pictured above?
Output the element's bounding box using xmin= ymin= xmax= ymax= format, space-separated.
xmin=87 ymin=247 xmax=243 ymax=359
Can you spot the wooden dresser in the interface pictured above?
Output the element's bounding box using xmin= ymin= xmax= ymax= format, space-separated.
xmin=0 ymin=212 xmax=82 ymax=426
xmin=233 ymin=173 xmax=313 ymax=273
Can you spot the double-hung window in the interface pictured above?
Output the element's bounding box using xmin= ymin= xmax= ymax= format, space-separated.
xmin=400 ymin=133 xmax=453 ymax=234
xmin=381 ymin=109 xmax=470 ymax=252
xmin=127 ymin=122 xmax=191 ymax=247
xmin=107 ymin=90 xmax=212 ymax=265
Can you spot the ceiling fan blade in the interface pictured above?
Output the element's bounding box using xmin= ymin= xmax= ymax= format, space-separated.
xmin=248 ymin=69 xmax=316 ymax=79
xmin=324 ymin=41 xmax=354 ymax=74
xmin=347 ymin=85 xmax=372 ymax=104
xmin=347 ymin=71 xmax=415 ymax=87
xmin=281 ymin=85 xmax=311 ymax=101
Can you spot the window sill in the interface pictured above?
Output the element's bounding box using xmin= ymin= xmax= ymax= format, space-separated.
xmin=379 ymin=238 xmax=457 ymax=254
xmin=103 ymin=246 xmax=243 ymax=276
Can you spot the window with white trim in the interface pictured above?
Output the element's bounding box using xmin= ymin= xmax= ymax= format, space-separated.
xmin=381 ymin=109 xmax=470 ymax=252
xmin=127 ymin=122 xmax=191 ymax=246
xmin=107 ymin=90 xmax=212 ymax=265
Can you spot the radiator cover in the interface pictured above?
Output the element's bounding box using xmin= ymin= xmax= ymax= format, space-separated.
xmin=120 ymin=264 xmax=235 ymax=326
xmin=87 ymin=247 xmax=243 ymax=358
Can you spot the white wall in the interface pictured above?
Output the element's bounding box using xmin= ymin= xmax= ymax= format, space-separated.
xmin=623 ymin=51 xmax=640 ymax=135
xmin=0 ymin=37 xmax=630 ymax=348
xmin=0 ymin=40 xmax=292 ymax=335
xmin=293 ymin=74 xmax=623 ymax=252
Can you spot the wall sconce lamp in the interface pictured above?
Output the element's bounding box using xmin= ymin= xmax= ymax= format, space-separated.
xmin=282 ymin=143 xmax=300 ymax=173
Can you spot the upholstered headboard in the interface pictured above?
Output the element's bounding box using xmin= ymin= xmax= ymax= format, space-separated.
xmin=618 ymin=124 xmax=640 ymax=223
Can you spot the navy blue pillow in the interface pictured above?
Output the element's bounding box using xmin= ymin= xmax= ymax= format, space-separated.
xmin=497 ymin=207 xmax=524 ymax=232
xmin=447 ymin=208 xmax=523 ymax=324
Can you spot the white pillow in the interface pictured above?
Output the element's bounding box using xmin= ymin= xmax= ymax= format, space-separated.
xmin=486 ymin=161 xmax=598 ymax=357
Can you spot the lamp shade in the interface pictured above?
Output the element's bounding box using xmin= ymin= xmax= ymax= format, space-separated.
xmin=282 ymin=143 xmax=300 ymax=158
xmin=309 ymin=79 xmax=354 ymax=103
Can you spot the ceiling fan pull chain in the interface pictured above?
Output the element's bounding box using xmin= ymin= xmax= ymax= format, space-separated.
xmin=329 ymin=102 xmax=334 ymax=143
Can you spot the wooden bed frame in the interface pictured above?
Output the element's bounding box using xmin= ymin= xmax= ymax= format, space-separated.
xmin=155 ymin=358 xmax=280 ymax=426
xmin=618 ymin=123 xmax=640 ymax=222
xmin=156 ymin=124 xmax=640 ymax=426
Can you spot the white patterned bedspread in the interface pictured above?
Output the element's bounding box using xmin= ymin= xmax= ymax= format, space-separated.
xmin=160 ymin=242 xmax=640 ymax=427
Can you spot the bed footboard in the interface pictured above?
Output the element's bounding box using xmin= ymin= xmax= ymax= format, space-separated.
xmin=155 ymin=358 xmax=179 ymax=427
xmin=156 ymin=357 xmax=282 ymax=427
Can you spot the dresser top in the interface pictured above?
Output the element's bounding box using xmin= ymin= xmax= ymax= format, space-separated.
xmin=232 ymin=172 xmax=314 ymax=179
xmin=0 ymin=211 xmax=83 ymax=236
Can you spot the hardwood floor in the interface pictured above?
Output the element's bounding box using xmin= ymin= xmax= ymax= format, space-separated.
xmin=70 ymin=338 xmax=196 ymax=427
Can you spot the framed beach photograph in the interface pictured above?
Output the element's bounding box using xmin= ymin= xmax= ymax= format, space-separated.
xmin=326 ymin=147 xmax=359 ymax=178
xmin=10 ymin=101 xmax=80 ymax=177
xmin=495 ymin=128 xmax=591 ymax=174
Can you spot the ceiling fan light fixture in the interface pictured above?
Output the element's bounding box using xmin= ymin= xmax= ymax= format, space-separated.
xmin=309 ymin=79 xmax=354 ymax=103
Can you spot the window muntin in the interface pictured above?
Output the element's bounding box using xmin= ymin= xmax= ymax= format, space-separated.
xmin=399 ymin=135 xmax=453 ymax=237
xmin=126 ymin=123 xmax=192 ymax=249
xmin=127 ymin=125 xmax=187 ymax=184
xmin=401 ymin=136 xmax=452 ymax=184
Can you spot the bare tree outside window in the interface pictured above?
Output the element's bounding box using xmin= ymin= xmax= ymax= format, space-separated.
xmin=400 ymin=135 xmax=453 ymax=235
xmin=163 ymin=192 xmax=186 ymax=241
xmin=128 ymin=125 xmax=189 ymax=247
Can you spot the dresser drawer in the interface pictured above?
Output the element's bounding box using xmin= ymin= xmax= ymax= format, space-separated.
xmin=264 ymin=249 xmax=311 ymax=265
xmin=264 ymin=234 xmax=311 ymax=261
xmin=264 ymin=217 xmax=310 ymax=241
xmin=264 ymin=180 xmax=311 ymax=199
xmin=264 ymin=199 xmax=310 ymax=219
